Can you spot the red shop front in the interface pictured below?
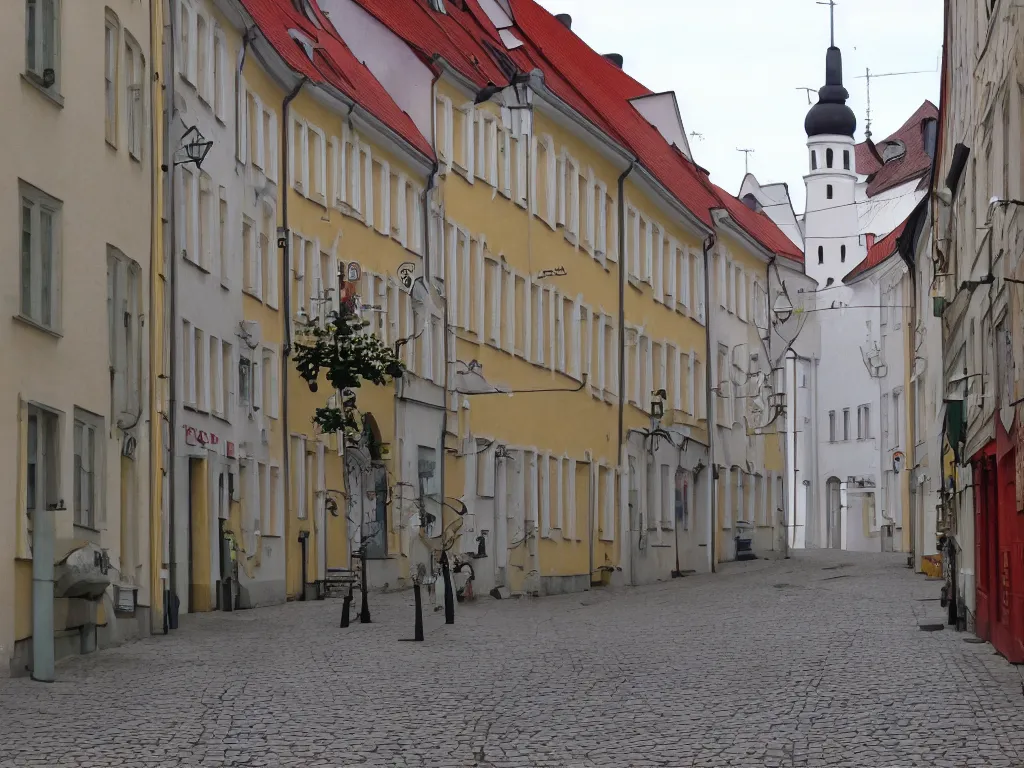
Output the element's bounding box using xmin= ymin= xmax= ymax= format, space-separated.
xmin=972 ymin=411 xmax=1024 ymax=662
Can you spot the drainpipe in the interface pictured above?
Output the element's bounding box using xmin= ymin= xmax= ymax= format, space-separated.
xmin=148 ymin=0 xmax=164 ymax=635
xmin=702 ymin=232 xmax=718 ymax=573
xmin=281 ymin=75 xmax=308 ymax=598
xmin=615 ymin=160 xmax=635 ymax=585
xmin=166 ymin=0 xmax=180 ymax=629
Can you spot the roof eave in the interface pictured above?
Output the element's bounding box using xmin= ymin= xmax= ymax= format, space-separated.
xmin=711 ymin=209 xmax=775 ymax=264
xmin=843 ymin=251 xmax=898 ymax=285
xmin=529 ymin=82 xmax=712 ymax=238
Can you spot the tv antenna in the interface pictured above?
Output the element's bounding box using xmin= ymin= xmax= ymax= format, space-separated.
xmin=815 ymin=0 xmax=837 ymax=47
xmin=855 ymin=62 xmax=937 ymax=139
xmin=796 ymin=87 xmax=818 ymax=105
xmin=736 ymin=148 xmax=755 ymax=175
xmin=689 ymin=130 xmax=705 ymax=142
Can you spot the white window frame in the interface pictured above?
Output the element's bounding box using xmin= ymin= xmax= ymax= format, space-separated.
xmin=73 ymin=408 xmax=104 ymax=530
xmin=18 ymin=180 xmax=62 ymax=332
xmin=26 ymin=402 xmax=61 ymax=528
xmin=25 ymin=0 xmax=61 ymax=94
xmin=104 ymin=12 xmax=119 ymax=146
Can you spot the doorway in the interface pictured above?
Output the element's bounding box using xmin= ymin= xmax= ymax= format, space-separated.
xmin=826 ymin=477 xmax=842 ymax=549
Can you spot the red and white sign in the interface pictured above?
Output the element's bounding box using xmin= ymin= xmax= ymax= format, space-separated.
xmin=184 ymin=425 xmax=221 ymax=450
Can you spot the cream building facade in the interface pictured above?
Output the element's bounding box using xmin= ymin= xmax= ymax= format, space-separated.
xmin=2 ymin=0 xmax=157 ymax=676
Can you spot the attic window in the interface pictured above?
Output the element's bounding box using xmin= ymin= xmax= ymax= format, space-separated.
xmin=288 ymin=29 xmax=316 ymax=62
xmin=292 ymin=0 xmax=323 ymax=28
xmin=428 ymin=0 xmax=448 ymax=12
xmin=881 ymin=140 xmax=906 ymax=163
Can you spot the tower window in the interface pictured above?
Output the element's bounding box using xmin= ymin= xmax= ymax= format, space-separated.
xmin=843 ymin=150 xmax=850 ymax=170
xmin=817 ymin=246 xmax=824 ymax=264
xmin=840 ymin=245 xmax=846 ymax=262
xmin=826 ymin=148 xmax=834 ymax=168
xmin=811 ymin=151 xmax=817 ymax=170
xmin=826 ymin=184 xmax=833 ymax=199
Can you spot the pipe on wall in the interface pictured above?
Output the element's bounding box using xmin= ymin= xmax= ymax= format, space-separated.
xmin=280 ymin=75 xmax=308 ymax=598
xmin=702 ymin=232 xmax=718 ymax=573
xmin=166 ymin=0 xmax=180 ymax=630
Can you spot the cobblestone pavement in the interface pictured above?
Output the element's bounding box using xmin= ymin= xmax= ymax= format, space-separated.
xmin=3 ymin=551 xmax=1024 ymax=767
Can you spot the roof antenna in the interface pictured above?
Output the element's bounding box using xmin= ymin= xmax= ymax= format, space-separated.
xmin=736 ymin=148 xmax=755 ymax=176
xmin=796 ymin=87 xmax=818 ymax=105
xmin=815 ymin=0 xmax=837 ymax=47
xmin=689 ymin=131 xmax=704 ymax=142
xmin=855 ymin=65 xmax=935 ymax=140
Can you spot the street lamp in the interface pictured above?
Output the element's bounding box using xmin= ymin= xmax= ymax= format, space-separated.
xmin=173 ymin=125 xmax=213 ymax=169
xmin=772 ymin=291 xmax=795 ymax=324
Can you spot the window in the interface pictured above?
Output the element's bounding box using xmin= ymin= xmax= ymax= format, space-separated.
xmin=893 ymin=390 xmax=901 ymax=447
xmin=124 ymin=35 xmax=144 ymax=159
xmin=19 ymin=181 xmax=62 ymax=331
xmin=262 ymin=204 xmax=278 ymax=308
xmin=810 ymin=150 xmax=817 ymax=170
xmin=26 ymin=404 xmax=60 ymax=527
xmin=843 ymin=150 xmax=850 ymax=170
xmin=843 ymin=408 xmax=850 ymax=441
xmin=239 ymin=356 xmax=252 ymax=407
xmin=262 ymin=347 xmax=279 ymax=419
xmin=218 ymin=189 xmax=229 ymax=284
xmin=196 ymin=12 xmax=209 ymax=100
xmin=104 ymin=13 xmax=119 ymax=144
xmin=826 ymin=148 xmax=834 ymax=168
xmin=817 ymin=245 xmax=824 ymax=265
xmin=826 ymin=184 xmax=833 ymax=200
xmin=857 ymin=404 xmax=870 ymax=439
xmin=213 ymin=32 xmax=227 ymax=121
xmin=242 ymin=216 xmax=257 ymax=295
xmin=74 ymin=409 xmax=102 ymax=529
xmin=221 ymin=341 xmax=232 ymax=419
xmin=25 ymin=0 xmax=60 ymax=92
xmin=828 ymin=409 xmax=836 ymax=442
xmin=840 ymin=244 xmax=846 ymax=262
xmin=107 ymin=247 xmax=142 ymax=420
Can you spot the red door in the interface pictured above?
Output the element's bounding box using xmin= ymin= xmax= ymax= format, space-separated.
xmin=993 ymin=431 xmax=1024 ymax=662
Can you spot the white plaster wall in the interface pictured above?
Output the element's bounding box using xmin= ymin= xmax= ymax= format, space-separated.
xmin=319 ymin=0 xmax=434 ymax=141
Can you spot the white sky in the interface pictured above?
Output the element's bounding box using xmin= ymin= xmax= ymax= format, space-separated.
xmin=534 ymin=0 xmax=943 ymax=213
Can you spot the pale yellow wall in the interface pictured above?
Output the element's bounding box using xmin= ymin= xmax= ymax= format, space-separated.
xmin=2 ymin=0 xmax=155 ymax=663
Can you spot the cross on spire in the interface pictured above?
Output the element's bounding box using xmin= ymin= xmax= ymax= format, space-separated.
xmin=816 ymin=0 xmax=837 ymax=47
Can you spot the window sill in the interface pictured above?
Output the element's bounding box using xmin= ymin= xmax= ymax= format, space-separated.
xmin=627 ymin=275 xmax=642 ymax=291
xmin=73 ymin=524 xmax=102 ymax=545
xmin=241 ymin=287 xmax=263 ymax=302
xmin=21 ymin=73 xmax=64 ymax=108
xmin=129 ymin=152 xmax=142 ymax=164
xmin=13 ymin=313 xmax=62 ymax=339
xmin=106 ymin=137 xmax=118 ymax=152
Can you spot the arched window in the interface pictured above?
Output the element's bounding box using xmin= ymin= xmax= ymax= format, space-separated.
xmin=826 ymin=184 xmax=833 ymax=200
xmin=826 ymin=148 xmax=834 ymax=168
xmin=843 ymin=150 xmax=851 ymax=170
xmin=817 ymin=246 xmax=824 ymax=264
xmin=840 ymin=245 xmax=846 ymax=262
xmin=811 ymin=151 xmax=817 ymax=170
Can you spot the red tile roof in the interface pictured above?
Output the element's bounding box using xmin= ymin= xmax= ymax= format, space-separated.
xmin=855 ymin=101 xmax=937 ymax=198
xmin=239 ymin=0 xmax=434 ymax=159
xmin=308 ymin=0 xmax=800 ymax=262
xmin=843 ymin=216 xmax=908 ymax=282
xmin=713 ymin=185 xmax=804 ymax=264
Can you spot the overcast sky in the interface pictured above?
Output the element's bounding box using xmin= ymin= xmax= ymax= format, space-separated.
xmin=535 ymin=0 xmax=943 ymax=213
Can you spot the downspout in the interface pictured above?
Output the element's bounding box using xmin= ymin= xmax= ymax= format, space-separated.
xmin=615 ymin=161 xmax=636 ymax=467
xmin=702 ymin=232 xmax=718 ymax=573
xmin=281 ymin=75 xmax=308 ymax=595
xmin=165 ymin=0 xmax=180 ymax=630
xmin=615 ymin=160 xmax=635 ymax=586
xmin=148 ymin=0 xmax=165 ymax=635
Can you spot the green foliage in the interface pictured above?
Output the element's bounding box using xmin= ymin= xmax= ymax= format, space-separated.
xmin=292 ymin=296 xmax=405 ymax=437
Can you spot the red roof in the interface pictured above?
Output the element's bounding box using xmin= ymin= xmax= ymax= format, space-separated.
xmin=239 ymin=0 xmax=433 ymax=159
xmin=855 ymin=101 xmax=937 ymax=198
xmin=713 ymin=185 xmax=804 ymax=264
xmin=843 ymin=216 xmax=908 ymax=282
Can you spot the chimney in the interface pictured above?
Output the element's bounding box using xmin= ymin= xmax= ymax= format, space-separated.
xmin=865 ymin=233 xmax=876 ymax=250
xmin=604 ymin=53 xmax=624 ymax=69
xmin=554 ymin=13 xmax=572 ymax=30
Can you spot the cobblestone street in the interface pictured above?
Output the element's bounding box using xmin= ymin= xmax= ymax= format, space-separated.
xmin=2 ymin=551 xmax=1024 ymax=767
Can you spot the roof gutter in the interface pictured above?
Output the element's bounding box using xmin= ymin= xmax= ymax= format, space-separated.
xmin=710 ymin=209 xmax=777 ymax=264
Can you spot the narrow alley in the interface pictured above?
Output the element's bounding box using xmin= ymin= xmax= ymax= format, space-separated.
xmin=2 ymin=551 xmax=1022 ymax=768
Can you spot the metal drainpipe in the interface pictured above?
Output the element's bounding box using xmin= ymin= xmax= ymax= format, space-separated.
xmin=615 ymin=161 xmax=635 ymax=584
xmin=165 ymin=0 xmax=180 ymax=630
xmin=281 ymin=75 xmax=308 ymax=599
xmin=702 ymin=232 xmax=718 ymax=573
xmin=30 ymin=508 xmax=56 ymax=681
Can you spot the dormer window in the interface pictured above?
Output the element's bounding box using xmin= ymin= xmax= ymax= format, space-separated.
xmin=818 ymin=246 xmax=824 ymax=264
xmin=881 ymin=140 xmax=906 ymax=163
xmin=288 ymin=29 xmax=315 ymax=62
xmin=428 ymin=0 xmax=447 ymax=12
xmin=826 ymin=148 xmax=834 ymax=168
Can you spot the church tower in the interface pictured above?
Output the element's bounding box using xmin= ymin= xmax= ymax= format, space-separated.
xmin=802 ymin=23 xmax=862 ymax=287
